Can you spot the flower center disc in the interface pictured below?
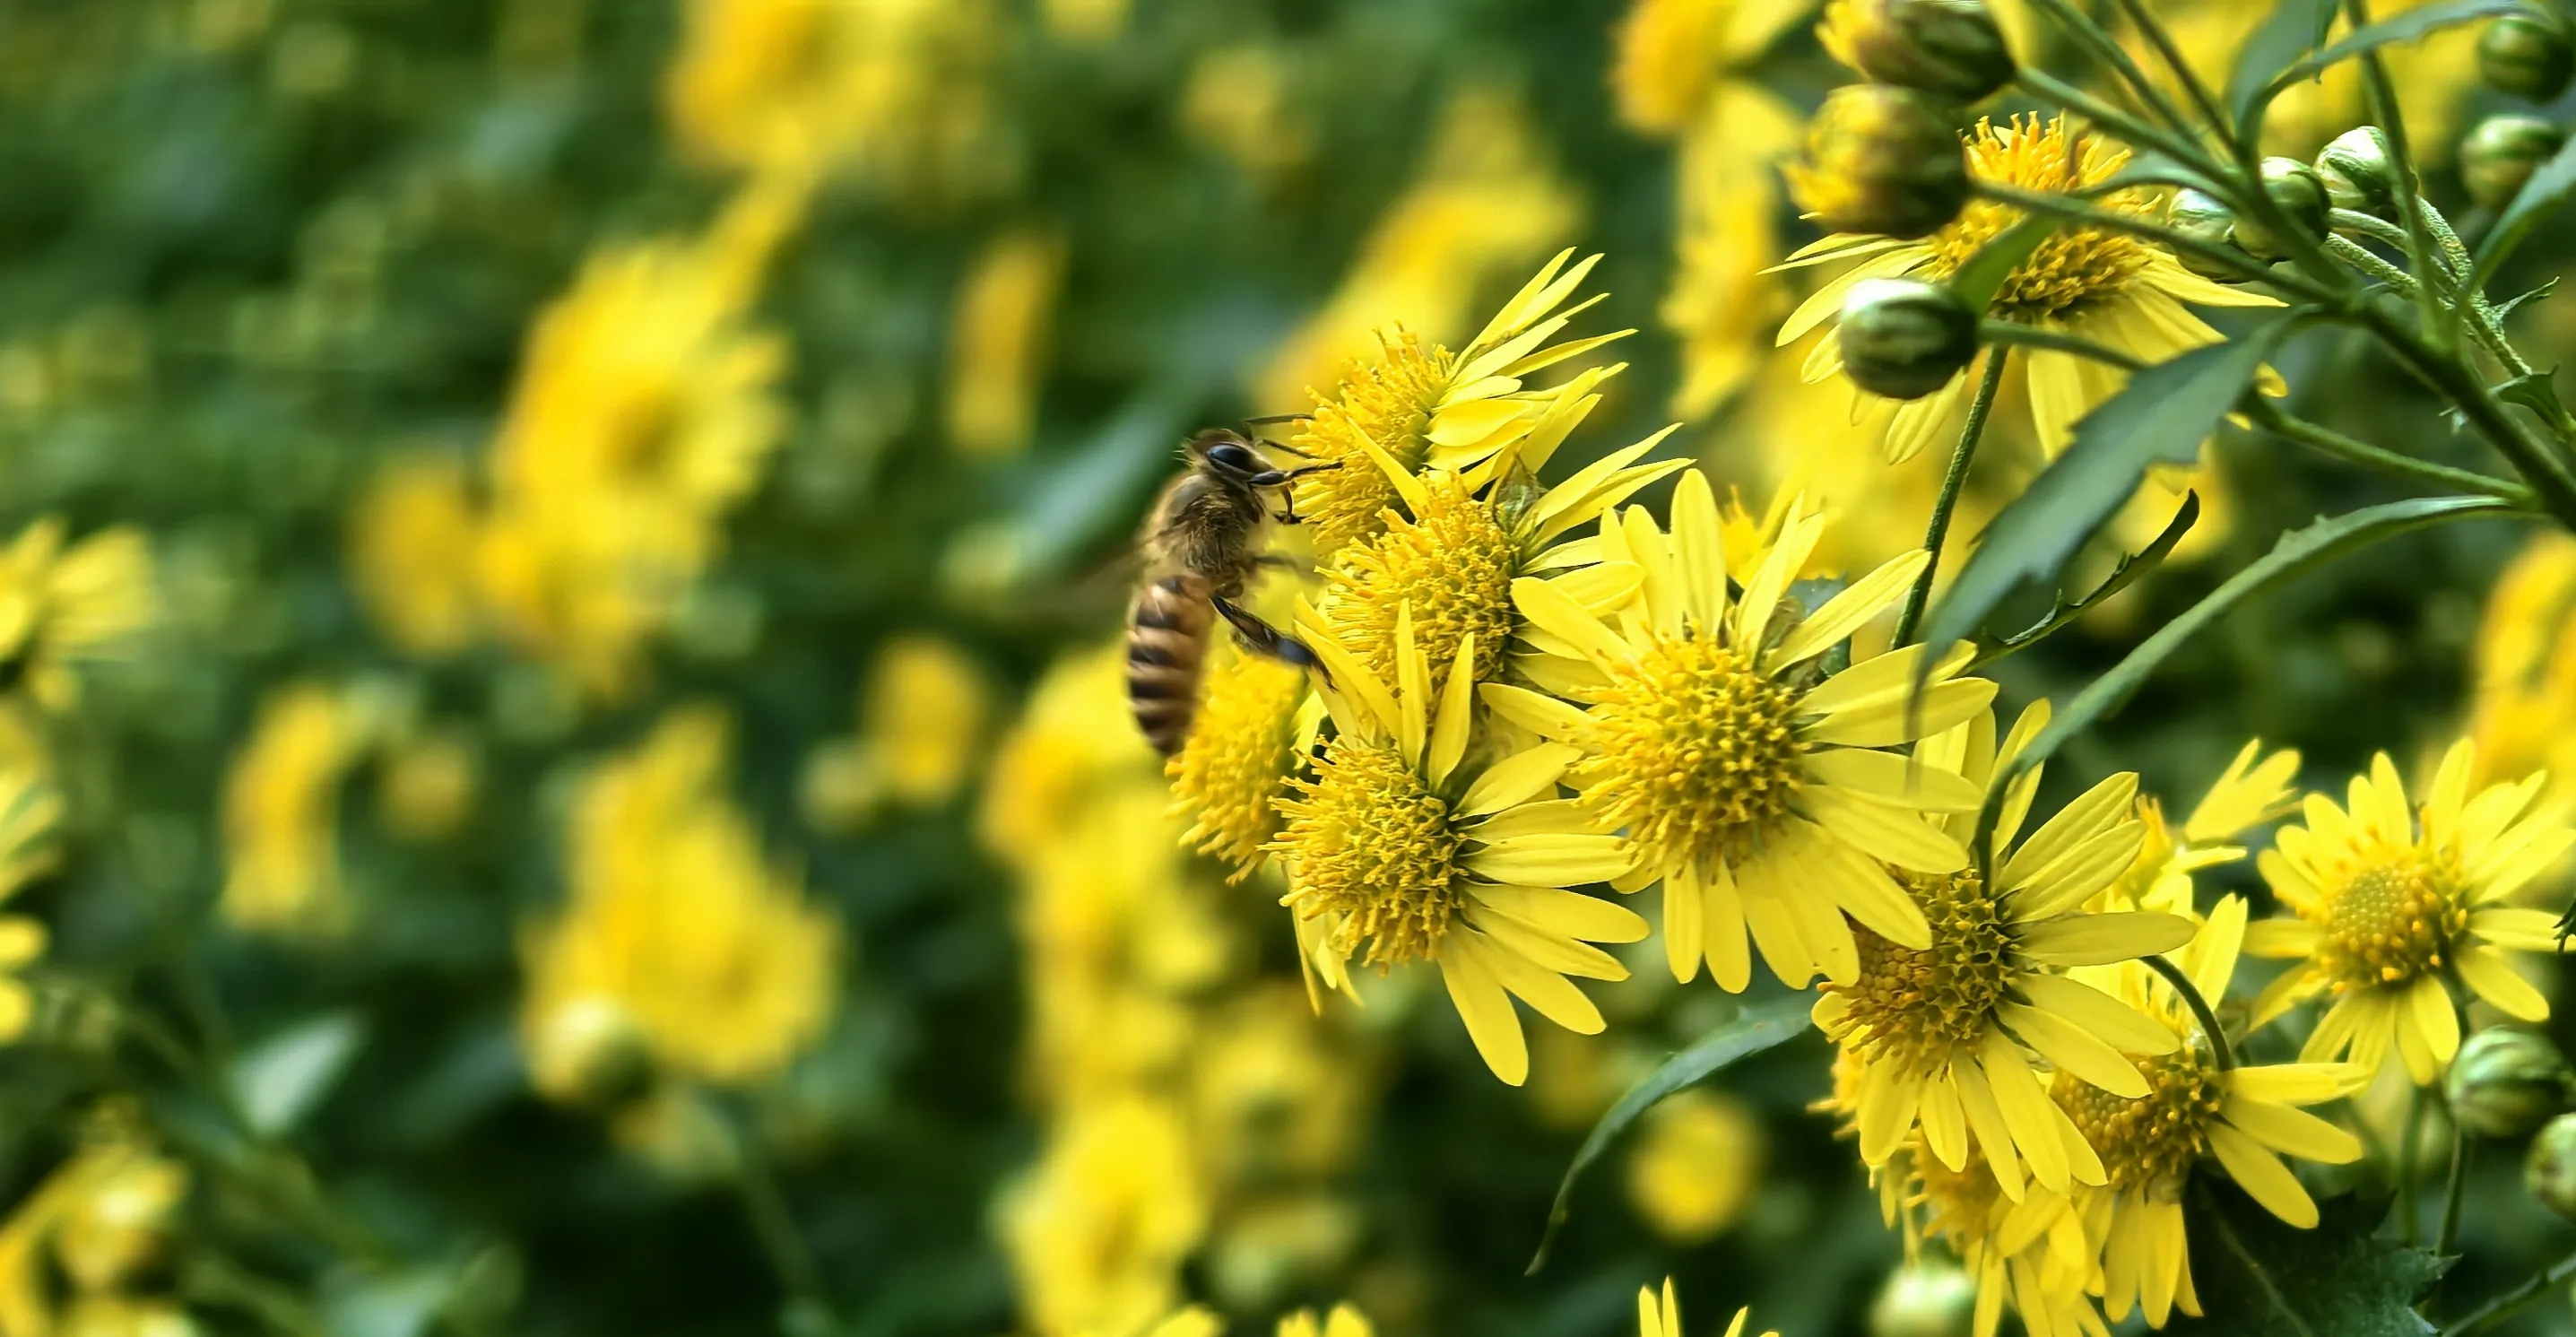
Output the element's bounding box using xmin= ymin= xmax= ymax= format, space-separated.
xmin=1585 ymin=634 xmax=1805 ymax=869
xmin=1826 ymin=873 xmax=2015 ymax=1076
xmin=1919 ymin=118 xmax=2153 ymax=324
xmin=2319 ymin=853 xmax=2468 ymax=987
xmin=2051 ymin=1046 xmax=2222 ymax=1201
xmin=1323 ymin=475 xmax=1520 ymax=687
xmin=1275 ymin=735 xmax=1463 ymax=968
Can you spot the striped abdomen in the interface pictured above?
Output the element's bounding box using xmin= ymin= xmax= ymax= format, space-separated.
xmin=1128 ymin=573 xmax=1214 ymax=756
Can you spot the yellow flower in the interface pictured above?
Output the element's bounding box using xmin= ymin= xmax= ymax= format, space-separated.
xmin=0 ymin=1103 xmax=189 ymax=1337
xmin=1276 ymin=1304 xmax=1372 ymax=1337
xmin=1610 ymin=0 xmax=1815 ymax=136
xmin=2468 ymin=530 xmax=2576 ymax=792
xmin=2059 ymin=897 xmax=2366 ymax=1327
xmin=849 ymin=634 xmax=995 ymax=811
xmin=0 ymin=518 xmax=156 ymax=715
xmin=0 ymin=763 xmax=58 ymax=1042
xmin=998 ymin=1095 xmax=1210 ymax=1337
xmin=1170 ymin=645 xmax=1314 ymax=882
xmin=349 ymin=451 xmax=481 ymax=659
xmin=1817 ymin=702 xmax=2197 ymax=1200
xmin=1635 ymin=1277 xmax=1773 ymax=1337
xmin=1181 ymin=46 xmax=1309 ymax=178
xmin=1314 ymin=433 xmax=1686 ymax=692
xmin=1626 ymin=1087 xmax=1763 ymax=1242
xmin=2103 ymin=740 xmax=2303 ymax=916
xmin=220 ymin=681 xmax=369 ymax=939
xmin=1492 ymin=472 xmax=1992 ymax=988
xmin=1283 ymin=248 xmax=1633 ymax=558
xmin=521 ymin=707 xmax=841 ymax=1091
xmin=1895 ymin=1142 xmax=2102 ymax=1337
xmin=1272 ymin=611 xmax=1647 ymax=1086
xmin=1779 ymin=115 xmax=2280 ymax=464
xmin=1254 ymin=89 xmax=1586 ymax=465
xmin=2247 ymin=739 xmax=2576 ymax=1084
xmin=664 ymin=0 xmax=1003 ymax=195
xmin=948 ymin=227 xmax=1066 ymax=457
xmin=478 ymin=178 xmax=801 ymax=698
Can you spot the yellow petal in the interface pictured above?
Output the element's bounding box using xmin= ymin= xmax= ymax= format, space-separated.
xmin=2013 ymin=912 xmax=2196 ymax=967
xmin=2207 ymin=1123 xmax=2319 ymax=1227
xmin=2219 ymin=1092 xmax=2363 ymax=1164
xmin=1438 ymin=944 xmax=1529 ymax=1085
xmin=1470 ymin=883 xmax=1650 ymax=943
xmin=1774 ymin=549 xmax=1928 ymax=664
xmin=2458 ymin=945 xmax=2550 ymax=1021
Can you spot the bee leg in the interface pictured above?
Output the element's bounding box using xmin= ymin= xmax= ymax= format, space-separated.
xmin=1214 ymin=596 xmax=1333 ymax=686
xmin=1246 ymin=463 xmax=1340 ymax=524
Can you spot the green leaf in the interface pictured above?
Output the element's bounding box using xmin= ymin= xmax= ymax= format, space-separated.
xmin=2471 ymin=126 xmax=2576 ymax=290
xmin=1971 ymin=493 xmax=2518 ymax=848
xmin=231 ymin=1012 xmax=367 ymax=1137
xmin=2097 ymin=151 xmax=2228 ymax=198
xmin=1975 ymin=491 xmax=2201 ymax=665
xmin=2242 ymin=0 xmax=2528 ymax=151
xmin=2226 ymin=0 xmax=2337 ymax=124
xmin=1918 ymin=311 xmax=2298 ymax=675
xmin=1948 ymin=213 xmax=2062 ymax=315
xmin=1525 ymin=994 xmax=1813 ymax=1274
xmin=2166 ymin=1181 xmax=2449 ymax=1337
xmin=2493 ymin=276 xmax=2562 ymax=321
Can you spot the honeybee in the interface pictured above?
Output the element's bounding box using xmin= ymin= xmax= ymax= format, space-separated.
xmin=1127 ymin=427 xmax=1335 ymax=755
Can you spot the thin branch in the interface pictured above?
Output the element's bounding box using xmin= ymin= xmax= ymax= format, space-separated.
xmin=2143 ymin=955 xmax=2233 ymax=1070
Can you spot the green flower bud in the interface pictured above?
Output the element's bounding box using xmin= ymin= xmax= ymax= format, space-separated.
xmin=2481 ymin=12 xmax=2576 ymax=102
xmin=1822 ymin=0 xmax=2017 ymax=104
xmin=2464 ymin=113 xmax=2568 ymax=211
xmin=1787 ymin=85 xmax=1970 ymax=239
xmin=2167 ymin=188 xmax=2252 ymax=280
xmin=1838 ymin=278 xmax=1980 ymax=400
xmin=1870 ymin=1261 xmax=1978 ymax=1337
xmin=2317 ymin=126 xmax=2398 ymax=217
xmin=2230 ymin=157 xmax=2329 ymax=259
xmin=2528 ymin=1112 xmax=2576 ymax=1220
xmin=2448 ymin=1028 xmax=2575 ymax=1138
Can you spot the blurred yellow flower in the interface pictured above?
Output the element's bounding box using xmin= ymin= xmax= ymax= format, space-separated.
xmin=1000 ymin=1095 xmax=1210 ymax=1337
xmin=1609 ymin=0 xmax=1811 ymax=136
xmin=2128 ymin=0 xmax=2481 ymax=161
xmin=1276 ymin=1303 xmax=1372 ymax=1337
xmin=1781 ymin=116 xmax=2278 ymax=463
xmin=0 ymin=1104 xmax=190 ymax=1337
xmin=0 ymin=763 xmax=58 ymax=1043
xmin=0 ymin=518 xmax=157 ymax=715
xmin=2249 ymin=740 xmax=2575 ymax=1084
xmin=2468 ymin=530 xmax=2576 ymax=791
xmin=349 ymin=451 xmax=481 ymax=658
xmin=478 ymin=177 xmax=802 ymax=699
xmin=521 ymin=707 xmax=841 ymax=1095
xmin=665 ymin=0 xmax=1005 ymax=197
xmin=1181 ymin=46 xmax=1309 ymax=178
xmin=1625 ymin=1088 xmax=1764 ymax=1242
xmin=1635 ymin=1277 xmax=1773 ymax=1337
xmin=220 ymin=681 xmax=367 ymax=939
xmin=948 ymin=227 xmax=1066 ymax=458
xmin=1256 ymin=90 xmax=1583 ymax=421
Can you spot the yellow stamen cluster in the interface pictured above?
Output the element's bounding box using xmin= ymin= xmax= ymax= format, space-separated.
xmin=1271 ymin=735 xmax=1464 ymax=969
xmin=1582 ymin=635 xmax=1806 ymax=869
xmin=1918 ymin=117 xmax=2154 ymax=323
xmin=1169 ymin=651 xmax=1309 ymax=881
xmin=1828 ymin=875 xmax=2014 ymax=1075
xmin=1318 ymin=474 xmax=1520 ymax=688
xmin=2318 ymin=853 xmax=2470 ymax=988
xmin=2052 ymin=1046 xmax=2225 ymax=1200
xmin=1289 ymin=330 xmax=1453 ymax=554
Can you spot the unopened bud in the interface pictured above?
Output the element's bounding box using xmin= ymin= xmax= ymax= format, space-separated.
xmin=2230 ymin=157 xmax=2329 ymax=259
xmin=2317 ymin=126 xmax=2398 ymax=217
xmin=1821 ymin=0 xmax=2017 ymax=104
xmin=1838 ymin=278 xmax=1980 ymax=400
xmin=2167 ymin=188 xmax=2251 ymax=280
xmin=2449 ymin=1028 xmax=2574 ymax=1138
xmin=2464 ymin=113 xmax=2568 ymax=210
xmin=2528 ymin=1113 xmax=2576 ymax=1220
xmin=1788 ymin=85 xmax=1970 ymax=239
xmin=1870 ymin=1261 xmax=1978 ymax=1337
xmin=2481 ymin=12 xmax=2576 ymax=102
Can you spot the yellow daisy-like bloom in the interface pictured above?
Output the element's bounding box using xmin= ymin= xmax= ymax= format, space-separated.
xmin=1315 ymin=430 xmax=1685 ymax=690
xmin=1286 ymin=249 xmax=1634 ymax=557
xmin=1610 ymin=0 xmax=1814 ymax=137
xmin=0 ymin=517 xmax=156 ymax=715
xmin=1817 ymin=702 xmax=2197 ymax=1200
xmin=1276 ymin=1303 xmax=1373 ymax=1337
xmin=1897 ymin=1142 xmax=2103 ymax=1337
xmin=2057 ymin=896 xmax=2365 ymax=1328
xmin=0 ymin=764 xmax=59 ymax=1043
xmin=1778 ymin=115 xmax=2280 ymax=464
xmin=0 ymin=1102 xmax=191 ymax=1337
xmin=1489 ymin=470 xmax=1994 ymax=989
xmin=349 ymin=452 xmax=482 ymax=660
xmin=1170 ymin=645 xmax=1314 ymax=881
xmin=1270 ymin=611 xmax=1647 ymax=1086
xmin=2247 ymin=739 xmax=2576 ymax=1085
xmin=1636 ymin=1276 xmax=1774 ymax=1337
xmin=2467 ymin=530 xmax=2576 ymax=793
xmin=220 ymin=680 xmax=371 ymax=939
xmin=946 ymin=226 xmax=1066 ymax=458
xmin=2102 ymin=741 xmax=2303 ymax=916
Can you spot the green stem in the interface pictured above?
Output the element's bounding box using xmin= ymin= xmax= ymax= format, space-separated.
xmin=2345 ymin=0 xmax=2450 ymax=345
xmin=2360 ymin=304 xmax=2576 ymax=531
xmin=2442 ymin=1249 xmax=2576 ymax=1335
xmin=2012 ymin=67 xmax=2228 ymax=182
xmin=1978 ymin=320 xmax=2148 ymax=369
xmin=725 ymin=1103 xmax=837 ymax=1323
xmin=2331 ymin=208 xmax=2416 ymax=253
xmin=1968 ymin=181 xmax=2335 ymax=300
xmin=2399 ymin=1087 xmax=2425 ymax=1246
xmin=2247 ymin=402 xmax=2533 ymax=502
xmin=2110 ymin=0 xmax=2234 ymax=141
xmin=2025 ymin=0 xmax=2207 ymax=143
xmin=2437 ymin=1119 xmax=2469 ymax=1258
xmin=1894 ymin=349 xmax=2008 ymax=647
xmin=2142 ymin=955 xmax=2233 ymax=1070
xmin=2324 ymin=233 xmax=2422 ymax=294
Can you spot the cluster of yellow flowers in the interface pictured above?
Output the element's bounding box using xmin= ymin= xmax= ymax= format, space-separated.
xmin=1153 ymin=239 xmax=2576 ymax=1335
xmin=983 ymin=647 xmax=1375 ymax=1337
xmin=0 ymin=1103 xmax=192 ymax=1337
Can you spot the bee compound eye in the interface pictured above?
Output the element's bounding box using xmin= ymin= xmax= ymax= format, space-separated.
xmin=1204 ymin=441 xmax=1257 ymax=472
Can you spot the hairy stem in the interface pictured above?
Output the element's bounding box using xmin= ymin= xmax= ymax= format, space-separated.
xmin=1895 ymin=350 xmax=2008 ymax=647
xmin=2442 ymin=1250 xmax=2576 ymax=1335
xmin=2247 ymin=402 xmax=2533 ymax=502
